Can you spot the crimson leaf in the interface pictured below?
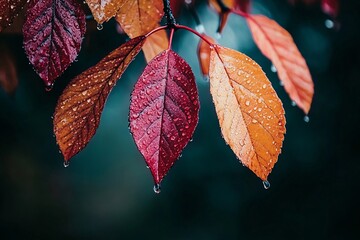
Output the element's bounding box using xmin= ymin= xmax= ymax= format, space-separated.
xmin=23 ymin=0 xmax=86 ymax=87
xmin=129 ymin=50 xmax=199 ymax=184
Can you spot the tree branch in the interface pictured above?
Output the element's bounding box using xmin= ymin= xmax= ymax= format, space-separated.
xmin=163 ymin=0 xmax=177 ymax=26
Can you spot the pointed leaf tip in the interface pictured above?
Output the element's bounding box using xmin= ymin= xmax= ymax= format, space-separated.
xmin=209 ymin=45 xmax=286 ymax=180
xmin=247 ymin=15 xmax=314 ymax=114
xmin=129 ymin=50 xmax=199 ymax=184
xmin=23 ymin=0 xmax=86 ymax=86
xmin=54 ymin=36 xmax=145 ymax=161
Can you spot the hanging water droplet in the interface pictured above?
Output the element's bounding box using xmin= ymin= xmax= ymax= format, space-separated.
xmin=45 ymin=82 xmax=54 ymax=92
xmin=195 ymin=24 xmax=205 ymax=34
xmin=63 ymin=161 xmax=70 ymax=168
xmin=324 ymin=19 xmax=334 ymax=29
xmin=215 ymin=32 xmax=222 ymax=39
xmin=203 ymin=75 xmax=209 ymax=82
xmin=279 ymin=81 xmax=284 ymax=86
xmin=146 ymin=165 xmax=150 ymax=169
xmin=97 ymin=23 xmax=103 ymax=31
xmin=153 ymin=183 xmax=161 ymax=194
xmin=270 ymin=64 xmax=277 ymax=73
xmin=263 ymin=180 xmax=270 ymax=189
xmin=304 ymin=115 xmax=310 ymax=123
xmin=291 ymin=101 xmax=297 ymax=107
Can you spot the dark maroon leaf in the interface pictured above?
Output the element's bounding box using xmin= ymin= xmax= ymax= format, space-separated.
xmin=23 ymin=0 xmax=86 ymax=87
xmin=129 ymin=50 xmax=199 ymax=184
xmin=0 ymin=0 xmax=28 ymax=32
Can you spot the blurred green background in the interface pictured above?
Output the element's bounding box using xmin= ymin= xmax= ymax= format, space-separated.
xmin=1 ymin=0 xmax=359 ymax=239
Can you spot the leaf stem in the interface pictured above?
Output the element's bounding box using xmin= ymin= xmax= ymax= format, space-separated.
xmin=168 ymin=28 xmax=175 ymax=50
xmin=163 ymin=0 xmax=177 ymax=27
xmin=175 ymin=24 xmax=214 ymax=47
xmin=145 ymin=25 xmax=168 ymax=38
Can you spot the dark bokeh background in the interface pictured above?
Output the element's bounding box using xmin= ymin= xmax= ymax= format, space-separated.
xmin=1 ymin=0 xmax=359 ymax=239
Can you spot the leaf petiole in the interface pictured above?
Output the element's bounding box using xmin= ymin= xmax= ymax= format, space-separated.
xmin=175 ymin=24 xmax=214 ymax=47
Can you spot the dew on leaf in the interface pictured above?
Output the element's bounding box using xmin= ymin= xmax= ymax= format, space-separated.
xmin=291 ymin=101 xmax=297 ymax=107
xmin=263 ymin=180 xmax=270 ymax=189
xmin=153 ymin=183 xmax=161 ymax=194
xmin=270 ymin=64 xmax=277 ymax=73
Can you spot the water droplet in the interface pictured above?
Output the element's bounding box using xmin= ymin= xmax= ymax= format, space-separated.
xmin=203 ymin=75 xmax=209 ymax=82
xmin=97 ymin=23 xmax=103 ymax=31
xmin=324 ymin=19 xmax=334 ymax=29
xmin=279 ymin=81 xmax=284 ymax=86
xmin=245 ymin=100 xmax=250 ymax=106
xmin=270 ymin=64 xmax=277 ymax=73
xmin=291 ymin=101 xmax=297 ymax=107
xmin=45 ymin=82 xmax=54 ymax=91
xmin=146 ymin=165 xmax=150 ymax=169
xmin=153 ymin=183 xmax=161 ymax=194
xmin=63 ymin=161 xmax=70 ymax=168
xmin=304 ymin=115 xmax=310 ymax=123
xmin=263 ymin=180 xmax=270 ymax=189
xmin=195 ymin=24 xmax=205 ymax=34
xmin=215 ymin=32 xmax=222 ymax=39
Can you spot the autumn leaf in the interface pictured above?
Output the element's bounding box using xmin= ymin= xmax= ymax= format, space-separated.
xmin=85 ymin=0 xmax=122 ymax=24
xmin=209 ymin=45 xmax=286 ymax=181
xmin=115 ymin=0 xmax=163 ymax=38
xmin=234 ymin=0 xmax=251 ymax=13
xmin=247 ymin=15 xmax=314 ymax=114
xmin=23 ymin=0 xmax=86 ymax=87
xmin=208 ymin=0 xmax=233 ymax=33
xmin=0 ymin=0 xmax=28 ymax=32
xmin=54 ymin=36 xmax=145 ymax=162
xmin=129 ymin=49 xmax=199 ymax=184
xmin=142 ymin=28 xmax=168 ymax=62
xmin=197 ymin=34 xmax=215 ymax=77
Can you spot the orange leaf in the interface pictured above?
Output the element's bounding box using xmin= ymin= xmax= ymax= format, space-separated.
xmin=54 ymin=36 xmax=145 ymax=161
xmin=85 ymin=0 xmax=123 ymax=24
xmin=142 ymin=27 xmax=168 ymax=62
xmin=197 ymin=34 xmax=215 ymax=76
xmin=115 ymin=0 xmax=163 ymax=38
xmin=209 ymin=45 xmax=286 ymax=181
xmin=247 ymin=15 xmax=314 ymax=114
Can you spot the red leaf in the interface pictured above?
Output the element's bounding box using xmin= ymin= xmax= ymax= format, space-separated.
xmin=0 ymin=0 xmax=28 ymax=32
xmin=247 ymin=15 xmax=314 ymax=114
xmin=54 ymin=36 xmax=145 ymax=161
xmin=129 ymin=50 xmax=199 ymax=184
xmin=23 ymin=0 xmax=86 ymax=87
xmin=322 ymin=0 xmax=339 ymax=17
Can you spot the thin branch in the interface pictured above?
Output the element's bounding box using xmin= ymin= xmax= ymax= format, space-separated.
xmin=163 ymin=0 xmax=177 ymax=26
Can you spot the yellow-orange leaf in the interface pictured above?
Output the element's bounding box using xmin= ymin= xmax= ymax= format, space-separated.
xmin=54 ymin=36 xmax=145 ymax=161
xmin=209 ymin=45 xmax=286 ymax=180
xmin=115 ymin=0 xmax=163 ymax=38
xmin=197 ymin=34 xmax=215 ymax=76
xmin=85 ymin=0 xmax=123 ymax=24
xmin=247 ymin=15 xmax=314 ymax=114
xmin=142 ymin=28 xmax=168 ymax=62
